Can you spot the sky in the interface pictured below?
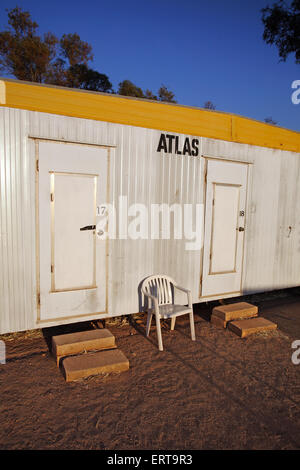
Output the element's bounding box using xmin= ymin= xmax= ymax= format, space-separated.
xmin=0 ymin=0 xmax=299 ymax=131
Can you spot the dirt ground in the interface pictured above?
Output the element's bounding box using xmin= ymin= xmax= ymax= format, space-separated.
xmin=0 ymin=288 xmax=300 ymax=450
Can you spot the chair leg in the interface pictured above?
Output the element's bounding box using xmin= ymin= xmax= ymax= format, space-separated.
xmin=146 ymin=313 xmax=153 ymax=337
xmin=170 ymin=317 xmax=176 ymax=331
xmin=189 ymin=311 xmax=196 ymax=341
xmin=155 ymin=315 xmax=164 ymax=351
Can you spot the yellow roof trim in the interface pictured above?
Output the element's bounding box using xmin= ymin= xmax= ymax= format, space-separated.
xmin=0 ymin=80 xmax=6 ymax=105
xmin=1 ymin=78 xmax=299 ymax=153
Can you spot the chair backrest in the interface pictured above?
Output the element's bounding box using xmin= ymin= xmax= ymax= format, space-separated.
xmin=141 ymin=274 xmax=176 ymax=306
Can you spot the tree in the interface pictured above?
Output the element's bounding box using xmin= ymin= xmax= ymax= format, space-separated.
xmin=0 ymin=6 xmax=113 ymax=92
xmin=118 ymin=80 xmax=144 ymax=98
xmin=118 ymin=80 xmax=177 ymax=103
xmin=264 ymin=116 xmax=278 ymax=125
xmin=144 ymin=89 xmax=158 ymax=100
xmin=0 ymin=7 xmax=174 ymax=99
xmin=65 ymin=64 xmax=112 ymax=92
xmin=60 ymin=33 xmax=93 ymax=66
xmin=204 ymin=100 xmax=216 ymax=110
xmin=158 ymin=84 xmax=177 ymax=103
xmin=0 ymin=7 xmax=58 ymax=82
xmin=262 ymin=0 xmax=300 ymax=63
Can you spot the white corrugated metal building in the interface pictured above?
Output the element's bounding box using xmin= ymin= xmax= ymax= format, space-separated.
xmin=0 ymin=78 xmax=299 ymax=334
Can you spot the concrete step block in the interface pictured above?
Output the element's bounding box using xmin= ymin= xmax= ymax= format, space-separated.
xmin=212 ymin=302 xmax=258 ymax=322
xmin=211 ymin=313 xmax=227 ymax=329
xmin=62 ymin=349 xmax=129 ymax=382
xmin=228 ymin=317 xmax=277 ymax=338
xmin=52 ymin=329 xmax=116 ymax=366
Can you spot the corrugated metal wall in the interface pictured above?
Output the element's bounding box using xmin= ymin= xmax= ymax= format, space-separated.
xmin=107 ymin=125 xmax=203 ymax=315
xmin=0 ymin=108 xmax=36 ymax=333
xmin=0 ymin=107 xmax=299 ymax=333
xmin=202 ymin=138 xmax=300 ymax=293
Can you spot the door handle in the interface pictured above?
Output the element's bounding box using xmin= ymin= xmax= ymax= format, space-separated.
xmin=80 ymin=225 xmax=96 ymax=231
xmin=237 ymin=227 xmax=245 ymax=232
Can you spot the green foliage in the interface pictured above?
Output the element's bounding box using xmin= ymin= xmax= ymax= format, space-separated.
xmin=66 ymin=64 xmax=112 ymax=92
xmin=204 ymin=100 xmax=216 ymax=110
xmin=0 ymin=6 xmax=176 ymax=100
xmin=118 ymin=80 xmax=145 ymax=98
xmin=144 ymin=89 xmax=158 ymax=100
xmin=262 ymin=0 xmax=300 ymax=63
xmin=118 ymin=80 xmax=177 ymax=103
xmin=158 ymin=85 xmax=177 ymax=103
xmin=264 ymin=116 xmax=278 ymax=125
xmin=0 ymin=6 xmax=112 ymax=92
xmin=0 ymin=7 xmax=58 ymax=82
xmin=60 ymin=33 xmax=93 ymax=66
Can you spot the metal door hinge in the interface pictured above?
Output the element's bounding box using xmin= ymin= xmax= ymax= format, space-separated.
xmin=51 ymin=264 xmax=54 ymax=273
xmin=36 ymin=160 xmax=39 ymax=172
xmin=37 ymin=293 xmax=40 ymax=305
xmin=50 ymin=193 xmax=54 ymax=202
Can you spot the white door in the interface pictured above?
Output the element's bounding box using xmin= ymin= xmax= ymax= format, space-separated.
xmin=38 ymin=141 xmax=107 ymax=321
xmin=201 ymin=159 xmax=248 ymax=297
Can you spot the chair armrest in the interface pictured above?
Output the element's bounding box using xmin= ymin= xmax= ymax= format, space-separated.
xmin=175 ymin=285 xmax=190 ymax=294
xmin=174 ymin=285 xmax=192 ymax=308
xmin=142 ymin=289 xmax=159 ymax=314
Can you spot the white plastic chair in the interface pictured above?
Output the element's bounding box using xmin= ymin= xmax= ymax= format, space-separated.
xmin=141 ymin=274 xmax=196 ymax=351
